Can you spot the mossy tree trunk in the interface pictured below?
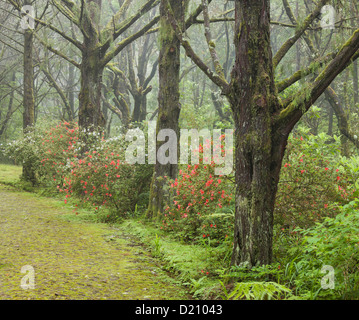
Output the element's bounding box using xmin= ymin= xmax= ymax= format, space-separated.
xmin=78 ymin=46 xmax=106 ymax=130
xmin=228 ymin=0 xmax=359 ymax=267
xmin=22 ymin=9 xmax=36 ymax=185
xmin=78 ymin=0 xmax=105 ymax=131
xmin=147 ymin=0 xmax=188 ymax=219
xmin=228 ymin=0 xmax=284 ymax=267
xmin=353 ymin=60 xmax=358 ymax=107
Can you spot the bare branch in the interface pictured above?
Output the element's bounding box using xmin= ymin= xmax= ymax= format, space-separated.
xmin=33 ymin=32 xmax=81 ymax=68
xmin=273 ymin=0 xmax=330 ymax=69
xmin=201 ymin=0 xmax=225 ymax=79
xmin=166 ymin=3 xmax=229 ymax=92
xmin=100 ymin=15 xmax=160 ymax=67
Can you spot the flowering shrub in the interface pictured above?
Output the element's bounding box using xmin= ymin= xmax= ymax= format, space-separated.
xmin=162 ymin=136 xmax=234 ymax=243
xmin=38 ymin=122 xmax=81 ymax=188
xmin=60 ymin=137 xmax=153 ymax=217
xmin=275 ymin=130 xmax=355 ymax=230
xmin=4 ymin=121 xmax=153 ymax=219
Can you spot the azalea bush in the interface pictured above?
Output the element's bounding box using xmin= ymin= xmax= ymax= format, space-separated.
xmin=2 ymin=122 xmax=67 ymax=185
xmin=38 ymin=121 xmax=81 ymax=188
xmin=3 ymin=121 xmax=153 ymax=219
xmin=162 ymin=136 xmax=234 ymax=243
xmin=274 ymin=129 xmax=355 ymax=230
xmin=3 ymin=130 xmax=41 ymax=183
xmin=60 ymin=137 xmax=153 ymax=218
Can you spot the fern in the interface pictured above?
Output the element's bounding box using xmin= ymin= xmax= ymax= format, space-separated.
xmin=220 ymin=281 xmax=293 ymax=300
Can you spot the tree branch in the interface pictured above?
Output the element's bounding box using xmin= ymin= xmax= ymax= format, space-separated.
xmin=100 ymin=15 xmax=160 ymax=67
xmin=101 ymin=0 xmax=159 ymax=49
xmin=201 ymin=0 xmax=225 ymax=79
xmin=273 ymin=0 xmax=329 ymax=69
xmin=276 ymin=28 xmax=359 ymax=134
xmin=51 ymin=0 xmax=81 ymax=26
xmin=325 ymin=86 xmax=359 ymax=149
xmin=276 ymin=50 xmax=338 ymax=93
xmin=33 ymin=32 xmax=81 ymax=68
xmin=166 ymin=3 xmax=229 ymax=92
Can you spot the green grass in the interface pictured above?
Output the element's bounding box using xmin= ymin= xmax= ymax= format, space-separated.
xmin=114 ymin=219 xmax=233 ymax=299
xmin=0 ymin=164 xmax=22 ymax=186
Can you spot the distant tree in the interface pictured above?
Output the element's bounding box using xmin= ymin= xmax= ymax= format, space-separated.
xmin=8 ymin=0 xmax=160 ymax=131
xmin=22 ymin=0 xmax=36 ymax=184
xmin=146 ymin=0 xmax=188 ymax=219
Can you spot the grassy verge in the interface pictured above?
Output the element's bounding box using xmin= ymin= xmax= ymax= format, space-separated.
xmin=113 ymin=219 xmax=233 ymax=299
xmin=0 ymin=164 xmax=22 ymax=186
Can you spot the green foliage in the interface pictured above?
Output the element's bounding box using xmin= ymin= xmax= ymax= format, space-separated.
xmin=275 ymin=128 xmax=353 ymax=229
xmin=2 ymin=130 xmax=41 ymax=185
xmin=292 ymin=200 xmax=359 ymax=299
xmin=220 ymin=281 xmax=292 ymax=300
xmin=273 ymin=200 xmax=359 ymax=300
xmin=218 ymin=263 xmax=282 ymax=283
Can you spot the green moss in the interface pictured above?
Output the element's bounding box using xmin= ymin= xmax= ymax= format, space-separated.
xmin=0 ymin=183 xmax=189 ymax=300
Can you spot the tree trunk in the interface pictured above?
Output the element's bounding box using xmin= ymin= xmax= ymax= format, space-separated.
xmin=229 ymin=0 xmax=283 ymax=267
xmin=22 ymin=15 xmax=36 ymax=185
xmin=23 ymin=31 xmax=35 ymax=130
xmin=147 ymin=0 xmax=187 ymax=219
xmin=353 ymin=60 xmax=358 ymax=107
xmin=78 ymin=0 xmax=105 ymax=131
xmin=0 ymin=72 xmax=16 ymax=138
xmin=78 ymin=48 xmax=105 ymax=130
xmin=67 ymin=62 xmax=76 ymax=120
xmin=352 ymin=0 xmax=358 ymax=107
